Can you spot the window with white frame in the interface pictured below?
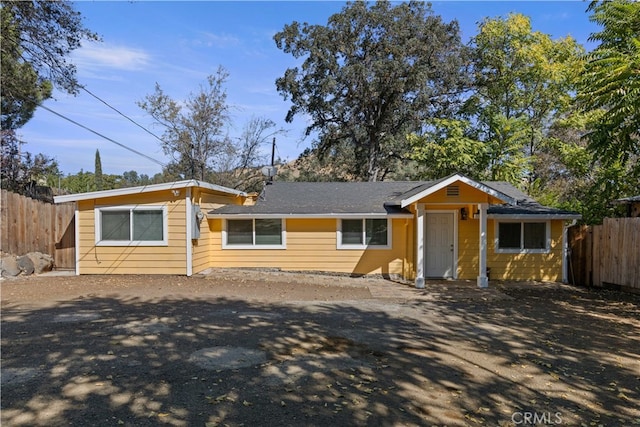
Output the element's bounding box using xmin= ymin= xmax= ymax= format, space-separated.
xmin=96 ymin=206 xmax=167 ymax=246
xmin=496 ymin=221 xmax=549 ymax=253
xmin=224 ymin=219 xmax=285 ymax=248
xmin=338 ymin=218 xmax=390 ymax=249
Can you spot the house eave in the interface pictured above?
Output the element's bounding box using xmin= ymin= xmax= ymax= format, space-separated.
xmin=207 ymin=212 xmax=415 ymax=219
xmin=54 ymin=180 xmax=246 ymax=203
xmin=487 ymin=213 xmax=582 ymax=220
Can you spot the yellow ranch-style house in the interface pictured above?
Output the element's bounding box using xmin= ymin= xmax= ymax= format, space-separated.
xmin=54 ymin=173 xmax=581 ymax=287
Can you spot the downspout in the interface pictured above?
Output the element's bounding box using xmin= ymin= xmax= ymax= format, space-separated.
xmin=186 ymin=188 xmax=193 ymax=277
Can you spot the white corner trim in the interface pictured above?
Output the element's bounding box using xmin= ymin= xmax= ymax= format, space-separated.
xmin=186 ymin=189 xmax=193 ymax=277
xmin=74 ymin=206 xmax=80 ymax=276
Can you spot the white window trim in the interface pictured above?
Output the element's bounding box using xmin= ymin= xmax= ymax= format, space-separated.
xmin=337 ymin=218 xmax=392 ymax=250
xmin=94 ymin=205 xmax=168 ymax=247
xmin=222 ymin=218 xmax=286 ymax=250
xmin=494 ymin=220 xmax=550 ymax=254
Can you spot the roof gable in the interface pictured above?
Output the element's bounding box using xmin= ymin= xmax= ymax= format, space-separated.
xmin=398 ymin=174 xmax=517 ymax=208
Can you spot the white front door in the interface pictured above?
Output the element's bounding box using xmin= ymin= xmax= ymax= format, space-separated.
xmin=425 ymin=212 xmax=455 ymax=278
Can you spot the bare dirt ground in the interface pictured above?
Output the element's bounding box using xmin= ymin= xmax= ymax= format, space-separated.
xmin=1 ymin=270 xmax=639 ymax=427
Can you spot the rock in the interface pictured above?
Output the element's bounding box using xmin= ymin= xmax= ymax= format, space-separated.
xmin=26 ymin=252 xmax=54 ymax=274
xmin=1 ymin=255 xmax=21 ymax=277
xmin=16 ymin=255 xmax=35 ymax=275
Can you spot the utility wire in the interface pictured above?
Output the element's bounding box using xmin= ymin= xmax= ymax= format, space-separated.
xmin=35 ymin=102 xmax=166 ymax=168
xmin=79 ymin=85 xmax=165 ymax=144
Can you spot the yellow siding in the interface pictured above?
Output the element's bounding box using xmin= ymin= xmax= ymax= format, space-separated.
xmin=191 ymin=189 xmax=245 ymax=274
xmin=207 ymin=218 xmax=411 ymax=277
xmin=77 ymin=192 xmax=187 ymax=274
xmin=438 ymin=217 xmax=564 ymax=281
xmin=486 ymin=220 xmax=564 ymax=281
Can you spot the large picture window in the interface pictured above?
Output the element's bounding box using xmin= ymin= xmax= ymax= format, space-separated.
xmin=496 ymin=221 xmax=549 ymax=253
xmin=338 ymin=218 xmax=390 ymax=249
xmin=224 ymin=219 xmax=285 ymax=249
xmin=96 ymin=206 xmax=167 ymax=246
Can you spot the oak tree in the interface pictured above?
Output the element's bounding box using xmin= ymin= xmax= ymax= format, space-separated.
xmin=274 ymin=1 xmax=469 ymax=181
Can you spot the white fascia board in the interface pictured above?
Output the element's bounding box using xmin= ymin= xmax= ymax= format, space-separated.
xmin=400 ymin=174 xmax=517 ymax=208
xmin=487 ymin=213 xmax=582 ymax=220
xmin=207 ymin=212 xmax=415 ymax=219
xmin=54 ymin=179 xmax=245 ymax=204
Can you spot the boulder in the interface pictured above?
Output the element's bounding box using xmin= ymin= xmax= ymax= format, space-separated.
xmin=16 ymin=255 xmax=35 ymax=275
xmin=1 ymin=255 xmax=21 ymax=277
xmin=26 ymin=252 xmax=54 ymax=274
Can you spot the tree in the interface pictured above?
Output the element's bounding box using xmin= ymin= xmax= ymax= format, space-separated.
xmin=213 ymin=116 xmax=286 ymax=191
xmin=138 ymin=67 xmax=233 ymax=181
xmin=0 ymin=6 xmax=52 ymax=130
xmin=578 ymin=0 xmax=640 ymax=169
xmin=94 ymin=149 xmax=103 ymax=191
xmin=1 ymin=1 xmax=99 ymax=95
xmin=408 ymin=119 xmax=486 ymax=180
xmin=465 ymin=14 xmax=584 ymax=187
xmin=1 ymin=130 xmax=60 ymax=198
xmin=274 ymin=1 xmax=469 ymax=181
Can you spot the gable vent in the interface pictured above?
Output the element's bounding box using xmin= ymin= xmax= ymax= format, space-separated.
xmin=446 ymin=185 xmax=460 ymax=197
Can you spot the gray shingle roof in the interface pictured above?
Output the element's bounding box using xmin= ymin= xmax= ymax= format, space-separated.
xmin=208 ymin=178 xmax=580 ymax=219
xmin=210 ymin=181 xmax=420 ymax=216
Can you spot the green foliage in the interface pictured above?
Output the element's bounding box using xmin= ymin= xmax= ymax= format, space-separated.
xmin=408 ymin=119 xmax=486 ymax=180
xmin=94 ymin=149 xmax=103 ymax=191
xmin=0 ymin=1 xmax=99 ymax=96
xmin=579 ymin=0 xmax=640 ymax=166
xmin=0 ymin=6 xmax=52 ymax=129
xmin=0 ymin=130 xmax=60 ymax=197
xmin=466 ymin=13 xmax=585 ymax=188
xmin=138 ymin=67 xmax=232 ymax=181
xmin=275 ymin=1 xmax=469 ymax=181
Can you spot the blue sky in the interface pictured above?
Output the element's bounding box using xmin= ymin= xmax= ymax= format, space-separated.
xmin=19 ymin=1 xmax=598 ymax=177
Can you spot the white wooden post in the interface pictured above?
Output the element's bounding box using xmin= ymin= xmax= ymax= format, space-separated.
xmin=477 ymin=203 xmax=489 ymax=288
xmin=415 ymin=205 xmax=425 ymax=288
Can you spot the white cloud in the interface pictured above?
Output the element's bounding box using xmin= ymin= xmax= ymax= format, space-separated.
xmin=193 ymin=32 xmax=240 ymax=48
xmin=73 ymin=42 xmax=152 ymax=72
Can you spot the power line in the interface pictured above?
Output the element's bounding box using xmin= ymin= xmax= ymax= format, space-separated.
xmin=35 ymin=102 xmax=166 ymax=168
xmin=79 ymin=85 xmax=165 ymax=144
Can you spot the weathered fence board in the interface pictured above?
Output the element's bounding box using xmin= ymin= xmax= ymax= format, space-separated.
xmin=1 ymin=190 xmax=75 ymax=269
xmin=569 ymin=217 xmax=640 ymax=291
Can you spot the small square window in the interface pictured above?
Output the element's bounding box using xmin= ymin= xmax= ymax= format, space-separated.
xmin=498 ymin=222 xmax=521 ymax=249
xmin=227 ymin=220 xmax=253 ymax=245
xmin=341 ymin=219 xmax=363 ymax=245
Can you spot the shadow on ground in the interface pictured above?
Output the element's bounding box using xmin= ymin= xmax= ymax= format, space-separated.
xmin=2 ymin=283 xmax=639 ymax=426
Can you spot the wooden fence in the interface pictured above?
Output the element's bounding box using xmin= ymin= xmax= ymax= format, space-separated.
xmin=568 ymin=217 xmax=640 ymax=291
xmin=1 ymin=190 xmax=75 ymax=270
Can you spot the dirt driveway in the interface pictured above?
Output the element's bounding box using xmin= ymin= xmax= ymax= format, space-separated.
xmin=2 ymin=270 xmax=639 ymax=426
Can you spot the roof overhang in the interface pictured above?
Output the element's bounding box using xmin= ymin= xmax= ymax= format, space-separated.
xmin=487 ymin=213 xmax=582 ymax=220
xmin=207 ymin=212 xmax=415 ymax=219
xmin=400 ymin=174 xmax=517 ymax=208
xmin=54 ymin=180 xmax=246 ymax=204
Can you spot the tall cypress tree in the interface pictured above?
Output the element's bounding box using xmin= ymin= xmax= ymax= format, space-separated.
xmin=94 ymin=149 xmax=103 ymax=191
